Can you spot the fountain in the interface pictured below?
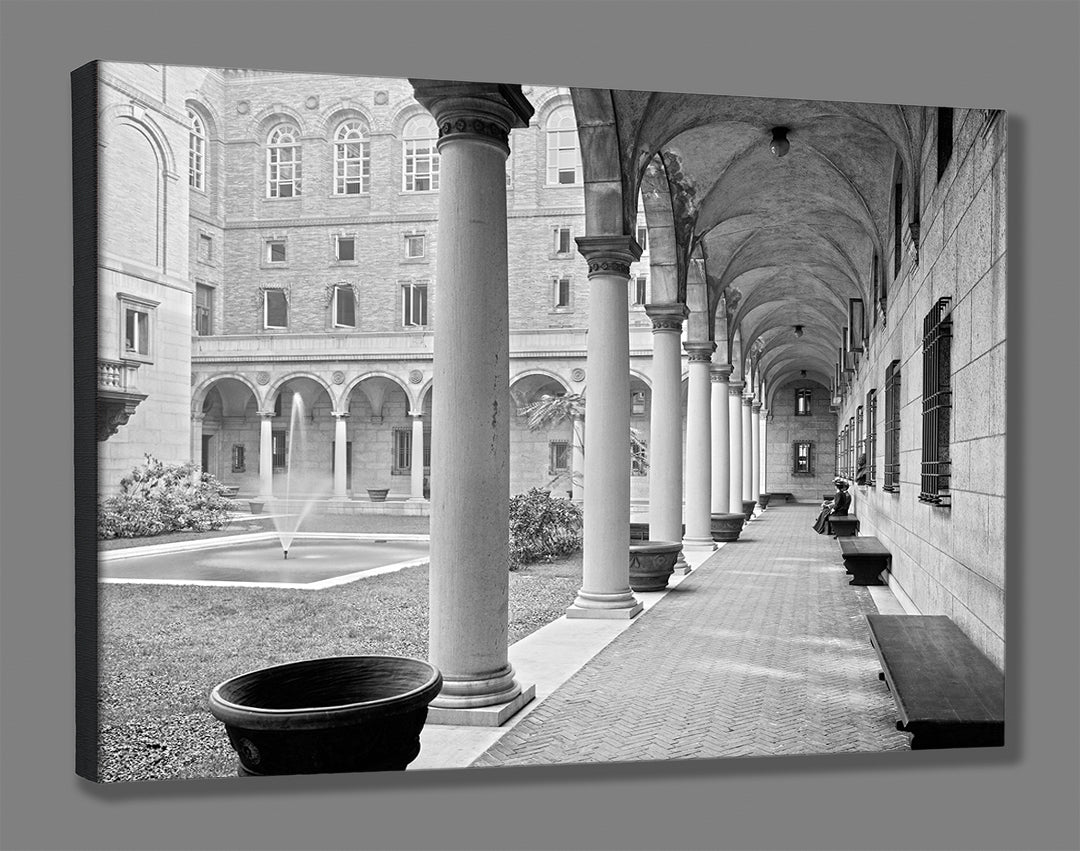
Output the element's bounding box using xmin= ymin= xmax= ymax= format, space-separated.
xmin=273 ymin=392 xmax=326 ymax=559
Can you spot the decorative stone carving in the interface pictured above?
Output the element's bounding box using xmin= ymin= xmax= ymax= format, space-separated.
xmin=305 ymin=95 xmax=319 ymax=110
xmin=710 ymin=363 xmax=734 ymax=382
xmin=408 ymin=369 xmax=423 ymax=384
xmin=438 ymin=118 xmax=510 ymax=146
xmin=236 ymin=100 xmax=250 ymax=115
xmin=575 ymin=235 xmax=642 ymax=280
xmin=645 ymin=302 xmax=689 ymax=334
xmin=374 ymin=90 xmax=389 ymax=105
xmin=729 ymin=380 xmax=745 ymax=397
xmin=256 ymin=372 xmax=270 ymax=385
xmin=570 ymin=367 xmax=585 ymax=383
xmin=331 ymin=370 xmax=345 ymax=385
xmin=683 ymin=342 xmax=715 ymax=363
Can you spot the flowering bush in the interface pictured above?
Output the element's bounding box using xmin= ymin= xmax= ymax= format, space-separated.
xmin=508 ymin=488 xmax=582 ymax=568
xmin=98 ymin=455 xmax=233 ymax=539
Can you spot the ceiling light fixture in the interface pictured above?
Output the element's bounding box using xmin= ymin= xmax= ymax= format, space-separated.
xmin=770 ymin=126 xmax=790 ymax=158
xmin=794 ymin=324 xmax=804 ymax=337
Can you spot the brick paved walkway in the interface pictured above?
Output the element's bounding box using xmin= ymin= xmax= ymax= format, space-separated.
xmin=473 ymin=503 xmax=909 ymax=767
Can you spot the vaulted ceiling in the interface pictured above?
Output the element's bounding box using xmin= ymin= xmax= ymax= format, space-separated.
xmin=570 ymin=88 xmax=925 ymax=397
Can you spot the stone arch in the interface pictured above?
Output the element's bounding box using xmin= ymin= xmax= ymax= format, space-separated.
xmin=639 ymin=153 xmax=685 ymax=305
xmin=343 ymin=371 xmax=412 ymax=416
xmin=265 ymin=372 xmax=334 ymax=412
xmin=319 ymin=101 xmax=374 ymax=137
xmin=569 ymin=87 xmax=633 ymax=239
xmin=251 ymin=105 xmax=308 ymax=140
xmin=191 ymin=373 xmax=260 ymax=415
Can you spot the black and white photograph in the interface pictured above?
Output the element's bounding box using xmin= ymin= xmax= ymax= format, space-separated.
xmin=76 ymin=60 xmax=1007 ymax=783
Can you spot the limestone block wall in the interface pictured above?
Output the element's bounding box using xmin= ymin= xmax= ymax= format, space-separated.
xmin=837 ymin=108 xmax=1006 ymax=668
xmin=765 ymin=380 xmax=837 ymax=501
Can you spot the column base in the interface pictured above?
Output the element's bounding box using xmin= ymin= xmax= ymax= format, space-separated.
xmin=682 ymin=536 xmax=717 ymax=551
xmin=566 ymin=602 xmax=644 ymax=620
xmin=671 ymin=550 xmax=692 ymax=575
xmin=407 ymin=496 xmax=428 ymax=503
xmin=426 ymin=683 xmax=536 ymax=728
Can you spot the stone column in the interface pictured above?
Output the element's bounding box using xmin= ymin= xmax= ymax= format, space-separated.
xmin=644 ymin=304 xmax=688 ymax=546
xmin=710 ymin=364 xmax=732 ymax=514
xmin=567 ymin=234 xmax=644 ymax=620
xmin=728 ymin=381 xmax=744 ymax=512
xmin=409 ymin=412 xmax=426 ymax=501
xmin=258 ymin=411 xmax=274 ymax=499
xmin=332 ymin=413 xmax=349 ymax=499
xmin=411 ymin=80 xmax=534 ymax=723
xmin=751 ymin=400 xmax=762 ymax=507
xmin=683 ymin=342 xmax=717 ymax=550
xmin=570 ymin=413 xmax=584 ymax=502
xmin=742 ymin=394 xmax=754 ymax=503
xmin=760 ymin=407 xmax=769 ymax=496
xmin=191 ymin=413 xmax=206 ymax=469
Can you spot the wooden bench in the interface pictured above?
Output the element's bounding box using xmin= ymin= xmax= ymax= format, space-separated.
xmin=827 ymin=514 xmax=860 ymax=537
xmin=770 ymin=492 xmax=795 ymax=503
xmin=839 ymin=536 xmax=890 ymax=586
xmin=866 ymin=614 xmax=1005 ymax=750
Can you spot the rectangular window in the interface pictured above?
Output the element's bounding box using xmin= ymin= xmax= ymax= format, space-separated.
xmin=871 ymin=253 xmax=880 ymax=327
xmin=849 ymin=299 xmax=865 ymax=352
xmin=884 ymin=359 xmax=901 ymax=492
xmin=124 ymin=308 xmax=149 ymax=356
xmin=920 ymin=297 xmax=953 ymax=506
xmin=402 ymin=282 xmax=429 ymax=327
xmin=795 ymin=388 xmax=812 ymax=416
xmin=333 ymin=285 xmax=356 ymax=328
xmin=264 ymin=290 xmax=288 ymax=329
xmin=336 ymin=237 xmax=355 ymax=262
xmin=553 ymin=277 xmax=571 ymax=310
xmin=267 ymin=240 xmax=286 ymax=264
xmin=271 ymin=430 xmax=287 ymax=471
xmin=866 ymin=389 xmax=878 ymax=486
xmin=549 ymin=440 xmax=570 ymax=473
xmin=848 ymin=417 xmax=856 ymax=479
xmin=231 ymin=444 xmax=246 ymax=473
xmin=631 ymin=390 xmax=647 ymax=416
xmin=554 ymin=227 xmax=572 ymax=255
xmin=856 ymin=406 xmax=865 ymax=480
xmin=631 ymin=275 xmax=648 ymax=307
xmin=937 ymin=107 xmax=954 ymax=182
xmin=195 ymin=283 xmax=214 ymax=336
xmin=404 ymin=233 xmax=426 ymax=259
xmin=198 ymin=234 xmax=213 ymax=264
xmin=403 ymin=140 xmax=439 ymax=192
xmin=392 ymin=427 xmax=431 ymax=474
xmin=793 ymin=441 xmax=813 ymax=475
xmin=637 ymin=225 xmax=648 ymax=252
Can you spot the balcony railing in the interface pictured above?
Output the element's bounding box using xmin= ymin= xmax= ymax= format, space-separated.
xmin=97 ymin=359 xmax=146 ymax=441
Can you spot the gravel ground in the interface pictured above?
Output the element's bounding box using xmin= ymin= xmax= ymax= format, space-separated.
xmin=96 ymin=552 xmax=580 ymax=782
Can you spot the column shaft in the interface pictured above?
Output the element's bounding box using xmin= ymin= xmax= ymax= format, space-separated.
xmin=761 ymin=408 xmax=769 ymax=495
xmin=409 ymin=414 xmax=425 ymax=501
xmin=742 ymin=396 xmax=754 ymax=502
xmin=259 ymin=413 xmax=273 ymax=499
xmin=645 ymin=305 xmax=687 ymax=547
xmin=751 ymin=401 xmax=762 ymax=504
xmin=570 ymin=415 xmax=584 ymax=502
xmin=729 ymin=381 xmax=744 ymax=511
xmin=568 ymin=236 xmax=643 ymax=619
xmin=333 ymin=414 xmax=348 ymax=499
xmin=710 ymin=365 xmax=732 ymax=514
xmin=683 ymin=344 xmax=716 ymax=548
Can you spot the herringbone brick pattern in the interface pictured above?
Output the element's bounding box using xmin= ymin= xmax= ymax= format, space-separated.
xmin=474 ymin=504 xmax=910 ymax=767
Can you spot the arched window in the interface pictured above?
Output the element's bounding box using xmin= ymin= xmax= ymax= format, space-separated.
xmin=546 ymin=105 xmax=581 ymax=185
xmin=187 ymin=108 xmax=205 ymax=191
xmin=266 ymin=123 xmax=302 ymax=198
xmin=334 ymin=120 xmax=369 ymax=195
xmin=402 ymin=115 xmax=439 ymax=192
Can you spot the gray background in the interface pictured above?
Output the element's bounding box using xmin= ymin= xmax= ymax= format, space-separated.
xmin=1 ymin=1 xmax=1077 ymax=849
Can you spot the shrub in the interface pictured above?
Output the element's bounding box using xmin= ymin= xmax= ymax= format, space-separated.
xmin=508 ymin=488 xmax=582 ymax=568
xmin=98 ymin=455 xmax=234 ymax=539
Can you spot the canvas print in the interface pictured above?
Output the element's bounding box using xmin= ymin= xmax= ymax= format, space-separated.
xmin=74 ymin=61 xmax=1007 ymax=782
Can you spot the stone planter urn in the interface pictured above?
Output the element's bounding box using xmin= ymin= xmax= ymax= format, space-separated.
xmin=628 ymin=540 xmax=682 ymax=591
xmin=248 ymin=500 xmax=264 ymax=515
xmin=758 ymin=493 xmax=771 ymax=509
xmin=367 ymin=488 xmax=390 ymax=502
xmin=209 ymin=655 xmax=443 ymax=776
xmin=710 ymin=513 xmax=745 ymax=542
xmin=741 ymin=499 xmax=757 ymax=522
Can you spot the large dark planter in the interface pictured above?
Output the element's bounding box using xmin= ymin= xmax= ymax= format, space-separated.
xmin=710 ymin=513 xmax=745 ymax=542
xmin=209 ymin=656 xmax=442 ymax=776
xmin=758 ymin=493 xmax=771 ymax=509
xmin=628 ymin=540 xmax=681 ymax=591
xmin=741 ymin=499 xmax=756 ymax=522
xmin=367 ymin=488 xmax=390 ymax=502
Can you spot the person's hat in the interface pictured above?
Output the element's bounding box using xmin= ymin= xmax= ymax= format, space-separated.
xmin=832 ymin=477 xmax=845 ymax=484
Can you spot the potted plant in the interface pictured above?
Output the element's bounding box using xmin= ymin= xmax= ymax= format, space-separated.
xmin=209 ymin=655 xmax=442 ymax=775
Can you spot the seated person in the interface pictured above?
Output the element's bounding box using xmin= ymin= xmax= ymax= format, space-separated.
xmin=813 ymin=478 xmax=851 ymax=534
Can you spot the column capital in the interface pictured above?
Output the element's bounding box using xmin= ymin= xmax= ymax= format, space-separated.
xmin=644 ymin=302 xmax=688 ymax=334
xmin=575 ymin=235 xmax=642 ymax=280
xmin=410 ymin=411 xmax=425 ymax=419
xmin=752 ymin=401 xmax=762 ymax=412
xmin=710 ymin=363 xmax=734 ymax=382
xmin=332 ymin=411 xmax=350 ymax=420
xmin=191 ymin=412 xmax=206 ymax=422
xmin=258 ymin=410 xmax=275 ymax=420
xmin=728 ymin=380 xmax=745 ymax=396
xmin=409 ymin=80 xmax=533 ymax=152
xmin=683 ymin=341 xmax=716 ymax=363
xmin=742 ymin=395 xmax=754 ymax=407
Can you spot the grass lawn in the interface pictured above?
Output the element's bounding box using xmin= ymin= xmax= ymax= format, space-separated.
xmin=97 ymin=548 xmax=581 ymax=782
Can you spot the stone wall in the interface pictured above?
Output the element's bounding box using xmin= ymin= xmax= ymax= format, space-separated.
xmin=765 ymin=379 xmax=837 ymax=501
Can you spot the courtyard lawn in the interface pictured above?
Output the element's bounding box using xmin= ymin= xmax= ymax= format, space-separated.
xmin=97 ymin=551 xmax=580 ymax=782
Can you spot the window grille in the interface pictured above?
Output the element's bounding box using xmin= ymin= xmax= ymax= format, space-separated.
xmin=884 ymin=359 xmax=901 ymax=492
xmin=795 ymin=388 xmax=812 ymax=416
xmin=793 ymin=441 xmax=813 ymax=475
xmin=549 ymin=440 xmax=570 ymax=473
xmin=866 ymin=389 xmax=878 ymax=485
xmin=195 ymin=284 xmax=213 ymax=336
xmin=920 ymin=297 xmax=953 ymax=505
